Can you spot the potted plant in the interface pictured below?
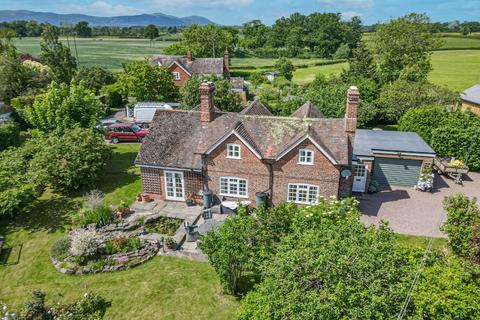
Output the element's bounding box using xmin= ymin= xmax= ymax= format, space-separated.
xmin=141 ymin=194 xmax=151 ymax=202
xmin=185 ymin=193 xmax=196 ymax=207
xmin=136 ymin=194 xmax=143 ymax=202
xmin=115 ymin=201 xmax=130 ymax=219
xmin=368 ymin=180 xmax=379 ymax=194
xmin=164 ymin=237 xmax=176 ymax=250
xmin=415 ymin=165 xmax=434 ymax=192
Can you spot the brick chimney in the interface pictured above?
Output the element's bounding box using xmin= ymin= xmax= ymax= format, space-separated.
xmin=345 ymin=86 xmax=359 ymax=133
xmin=187 ymin=50 xmax=193 ymax=63
xmin=200 ymin=82 xmax=215 ymax=122
xmin=223 ymin=47 xmax=230 ymax=79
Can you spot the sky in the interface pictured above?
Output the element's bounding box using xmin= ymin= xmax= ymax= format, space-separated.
xmin=0 ymin=0 xmax=479 ymax=25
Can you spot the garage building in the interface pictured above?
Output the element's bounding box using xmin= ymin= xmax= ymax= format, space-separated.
xmin=352 ymin=129 xmax=436 ymax=192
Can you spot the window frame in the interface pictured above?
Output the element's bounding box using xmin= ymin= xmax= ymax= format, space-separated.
xmin=298 ymin=148 xmax=314 ymax=165
xmin=226 ymin=143 xmax=242 ymax=159
xmin=287 ymin=183 xmax=320 ymax=204
xmin=172 ymin=71 xmax=181 ymax=81
xmin=219 ymin=177 xmax=248 ymax=198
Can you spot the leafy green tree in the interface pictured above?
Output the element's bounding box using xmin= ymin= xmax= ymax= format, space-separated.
xmin=373 ymin=13 xmax=440 ymax=84
xmin=274 ymin=58 xmax=295 ymax=81
xmin=377 ymin=79 xmax=455 ymax=122
xmin=179 ymin=76 xmax=242 ymax=112
xmin=74 ymin=21 xmax=92 ymax=38
xmin=0 ymin=121 xmax=20 ymax=151
xmin=118 ymin=60 xmax=178 ymax=102
xmin=101 ymin=83 xmax=125 ymax=109
xmin=344 ymin=43 xmax=376 ymax=80
xmin=25 ymin=20 xmax=43 ymax=37
xmin=40 ymin=25 xmax=77 ymax=83
xmin=24 ymin=81 xmax=105 ymax=133
xmin=442 ymin=194 xmax=480 ymax=261
xmin=73 ymin=66 xmax=116 ymax=94
xmin=414 ymin=258 xmax=480 ymax=319
xmin=30 ymin=128 xmax=112 ymax=193
xmin=0 ymin=142 xmax=40 ymax=215
xmin=144 ymin=24 xmax=159 ymax=41
xmin=240 ymin=20 xmax=268 ymax=49
xmin=164 ymin=24 xmax=237 ymax=57
xmin=236 ymin=200 xmax=418 ymax=319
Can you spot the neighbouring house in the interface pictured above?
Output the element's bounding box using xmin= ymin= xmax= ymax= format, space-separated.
xmin=149 ymin=49 xmax=230 ymax=87
xmin=230 ymin=77 xmax=249 ymax=103
xmin=460 ymin=84 xmax=480 ymax=115
xmin=264 ymin=71 xmax=280 ymax=84
xmin=135 ymin=83 xmax=435 ymax=206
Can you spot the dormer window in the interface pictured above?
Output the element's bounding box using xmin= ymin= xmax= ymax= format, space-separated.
xmin=172 ymin=72 xmax=181 ymax=80
xmin=227 ymin=144 xmax=241 ymax=159
xmin=299 ymin=149 xmax=314 ymax=165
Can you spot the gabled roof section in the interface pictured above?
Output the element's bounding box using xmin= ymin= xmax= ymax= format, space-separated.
xmin=150 ymin=54 xmax=224 ymax=75
xmin=291 ymin=101 xmax=325 ymax=119
xmin=240 ymin=99 xmax=273 ymax=116
xmin=275 ymin=125 xmax=339 ymax=165
xmin=168 ymin=60 xmax=192 ymax=77
xmin=205 ymin=121 xmax=263 ymax=159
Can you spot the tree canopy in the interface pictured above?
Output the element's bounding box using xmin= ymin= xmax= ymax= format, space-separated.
xmin=73 ymin=66 xmax=116 ymax=94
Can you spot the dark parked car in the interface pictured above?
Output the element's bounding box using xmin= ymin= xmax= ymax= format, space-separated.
xmin=104 ymin=123 xmax=148 ymax=143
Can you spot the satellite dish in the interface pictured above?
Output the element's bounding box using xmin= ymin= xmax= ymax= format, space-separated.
xmin=341 ymin=169 xmax=352 ymax=178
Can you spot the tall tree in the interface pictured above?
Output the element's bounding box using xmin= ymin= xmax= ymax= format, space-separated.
xmin=144 ymin=24 xmax=159 ymax=41
xmin=40 ymin=25 xmax=77 ymax=83
xmin=274 ymin=58 xmax=295 ymax=81
xmin=73 ymin=66 xmax=116 ymax=94
xmin=118 ymin=60 xmax=178 ymax=101
xmin=74 ymin=21 xmax=92 ymax=38
xmin=373 ymin=13 xmax=440 ymax=84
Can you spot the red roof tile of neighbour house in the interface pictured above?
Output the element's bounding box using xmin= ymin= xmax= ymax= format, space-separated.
xmin=240 ymin=99 xmax=273 ymax=116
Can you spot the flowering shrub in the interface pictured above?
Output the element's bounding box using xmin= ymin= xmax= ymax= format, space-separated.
xmin=415 ymin=165 xmax=434 ymax=191
xmin=69 ymin=229 xmax=99 ymax=259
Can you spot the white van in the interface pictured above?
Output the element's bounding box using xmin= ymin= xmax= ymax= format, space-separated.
xmin=131 ymin=102 xmax=180 ymax=127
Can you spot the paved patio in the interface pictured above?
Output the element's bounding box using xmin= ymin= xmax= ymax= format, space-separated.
xmin=360 ymin=172 xmax=480 ymax=238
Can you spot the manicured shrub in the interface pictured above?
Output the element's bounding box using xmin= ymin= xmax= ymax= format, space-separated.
xmin=79 ymin=206 xmax=114 ymax=227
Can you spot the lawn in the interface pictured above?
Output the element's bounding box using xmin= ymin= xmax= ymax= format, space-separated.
xmin=429 ymin=50 xmax=480 ymax=91
xmin=0 ymin=143 xmax=239 ymax=319
xmin=395 ymin=234 xmax=448 ymax=252
xmin=13 ymin=37 xmax=175 ymax=71
xmin=292 ymin=62 xmax=348 ymax=84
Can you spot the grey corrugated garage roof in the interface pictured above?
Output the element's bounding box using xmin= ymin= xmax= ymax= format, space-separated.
xmin=353 ymin=129 xmax=436 ymax=159
xmin=460 ymin=84 xmax=480 ymax=105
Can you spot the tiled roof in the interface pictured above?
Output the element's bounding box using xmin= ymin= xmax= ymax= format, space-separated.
xmin=135 ymin=109 xmax=350 ymax=169
xmin=240 ymin=100 xmax=273 ymax=116
xmin=291 ymin=101 xmax=325 ymax=119
xmin=149 ymin=55 xmax=225 ymax=75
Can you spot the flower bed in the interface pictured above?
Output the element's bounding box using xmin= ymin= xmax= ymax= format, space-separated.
xmin=143 ymin=216 xmax=183 ymax=236
xmin=51 ymin=228 xmax=161 ymax=275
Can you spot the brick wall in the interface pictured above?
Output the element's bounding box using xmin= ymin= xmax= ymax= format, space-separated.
xmin=207 ymin=135 xmax=270 ymax=204
xmin=169 ymin=65 xmax=191 ymax=87
xmin=271 ymin=139 xmax=341 ymax=203
xmin=461 ymin=101 xmax=480 ymax=115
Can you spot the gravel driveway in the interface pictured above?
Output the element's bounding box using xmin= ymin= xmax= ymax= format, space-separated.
xmin=360 ymin=172 xmax=480 ymax=237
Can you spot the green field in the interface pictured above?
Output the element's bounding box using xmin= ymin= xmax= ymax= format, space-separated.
xmin=13 ymin=37 xmax=175 ymax=71
xmin=292 ymin=62 xmax=348 ymax=84
xmin=0 ymin=144 xmax=239 ymax=319
xmin=429 ymin=50 xmax=480 ymax=91
xmin=363 ymin=33 xmax=480 ymax=50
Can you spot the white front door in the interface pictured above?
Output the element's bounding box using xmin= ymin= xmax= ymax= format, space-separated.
xmin=164 ymin=171 xmax=185 ymax=200
xmin=352 ymin=164 xmax=368 ymax=193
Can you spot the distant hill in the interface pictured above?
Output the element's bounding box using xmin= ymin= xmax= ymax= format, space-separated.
xmin=0 ymin=10 xmax=214 ymax=27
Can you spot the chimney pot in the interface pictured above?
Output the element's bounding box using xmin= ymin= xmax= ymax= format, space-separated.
xmin=345 ymin=86 xmax=359 ymax=133
xmin=187 ymin=50 xmax=193 ymax=63
xmin=200 ymin=82 xmax=215 ymax=122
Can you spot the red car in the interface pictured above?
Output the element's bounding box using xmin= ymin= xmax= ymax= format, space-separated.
xmin=105 ymin=123 xmax=149 ymax=143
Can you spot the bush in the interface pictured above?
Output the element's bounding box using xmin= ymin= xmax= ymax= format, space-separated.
xmin=102 ymin=83 xmax=125 ymax=109
xmin=79 ymin=206 xmax=114 ymax=227
xmin=51 ymin=236 xmax=71 ymax=261
xmin=30 ymin=128 xmax=112 ymax=193
xmin=69 ymin=229 xmax=99 ymax=260
xmin=0 ymin=121 xmax=20 ymax=151
xmin=442 ymin=194 xmax=480 ymax=262
xmin=73 ymin=66 xmax=116 ymax=94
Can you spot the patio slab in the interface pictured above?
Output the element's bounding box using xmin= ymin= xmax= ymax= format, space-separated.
xmin=360 ymin=172 xmax=480 ymax=238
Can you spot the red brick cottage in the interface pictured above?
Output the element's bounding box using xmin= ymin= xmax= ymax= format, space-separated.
xmin=149 ymin=49 xmax=230 ymax=87
xmin=135 ymin=82 xmax=359 ymax=206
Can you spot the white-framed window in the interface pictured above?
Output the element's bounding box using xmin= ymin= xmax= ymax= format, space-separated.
xmin=220 ymin=177 xmax=248 ymax=198
xmin=287 ymin=183 xmax=319 ymax=204
xmin=226 ymin=143 xmax=241 ymax=159
xmin=172 ymin=71 xmax=181 ymax=80
xmin=298 ymin=149 xmax=314 ymax=165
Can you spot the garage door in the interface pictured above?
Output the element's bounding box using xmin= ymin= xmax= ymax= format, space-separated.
xmin=373 ymin=157 xmax=422 ymax=187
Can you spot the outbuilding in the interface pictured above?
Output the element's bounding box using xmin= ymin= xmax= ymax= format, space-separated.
xmin=352 ymin=129 xmax=436 ymax=191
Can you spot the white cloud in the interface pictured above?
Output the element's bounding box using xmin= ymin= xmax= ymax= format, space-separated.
xmin=341 ymin=11 xmax=362 ymax=20
xmin=64 ymin=1 xmax=144 ymax=16
xmin=142 ymin=0 xmax=254 ymax=9
xmin=318 ymin=0 xmax=374 ymax=9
